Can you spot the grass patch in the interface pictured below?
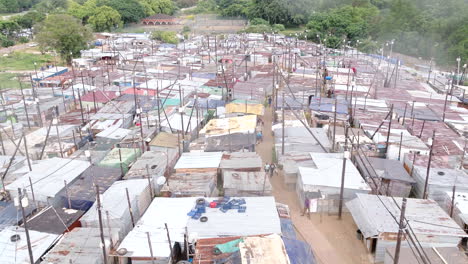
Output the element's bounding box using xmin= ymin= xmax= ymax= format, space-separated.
xmin=0 ymin=73 xmax=31 ymax=90
xmin=0 ymin=52 xmax=55 ymax=71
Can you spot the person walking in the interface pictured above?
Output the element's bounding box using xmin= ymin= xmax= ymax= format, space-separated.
xmin=301 ymin=197 xmax=311 ymax=219
xmin=268 ymin=96 xmax=272 ymax=107
xmin=256 ymin=130 xmax=263 ymax=143
xmin=264 ymin=163 xmax=270 ymax=173
xmin=269 ymin=163 xmax=276 ymax=177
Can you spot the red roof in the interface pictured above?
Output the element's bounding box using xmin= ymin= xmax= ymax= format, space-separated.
xmin=81 ymin=90 xmax=118 ymax=103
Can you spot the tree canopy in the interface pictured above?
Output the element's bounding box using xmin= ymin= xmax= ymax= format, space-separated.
xmin=35 ymin=14 xmax=93 ymax=64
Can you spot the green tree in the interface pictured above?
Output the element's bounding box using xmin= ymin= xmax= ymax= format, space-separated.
xmin=34 ymin=0 xmax=68 ymax=13
xmin=88 ymin=5 xmax=122 ymax=31
xmin=0 ymin=0 xmax=19 ymax=13
xmin=108 ymin=0 xmax=145 ymax=23
xmin=35 ymin=14 xmax=92 ymax=64
xmin=140 ymin=0 xmax=176 ymax=16
xmin=15 ymin=11 xmax=45 ymax=29
xmin=68 ymin=0 xmax=98 ymax=23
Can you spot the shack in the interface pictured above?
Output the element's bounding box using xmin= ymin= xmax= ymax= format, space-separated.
xmin=43 ymin=227 xmax=115 ymax=264
xmin=384 ymin=246 xmax=468 ymax=264
xmin=442 ymin=191 xmax=468 ymax=231
xmin=116 ymin=196 xmax=281 ymax=263
xmin=26 ymin=205 xmax=85 ymax=234
xmin=80 ymin=179 xmax=152 ymax=242
xmin=347 ymin=194 xmax=467 ymax=262
xmin=355 ymin=157 xmax=415 ymax=197
xmin=296 ymin=153 xmax=370 ymax=213
xmin=200 ymin=115 xmax=257 ymax=152
xmin=98 ymin=147 xmax=141 ymax=174
xmin=223 ymin=170 xmax=272 ymax=196
xmin=6 ymin=158 xmax=90 ymax=206
xmin=54 ymin=165 xmax=122 ymax=211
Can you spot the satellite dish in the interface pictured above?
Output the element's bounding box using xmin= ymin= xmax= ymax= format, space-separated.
xmin=156 ymin=176 xmax=166 ymax=186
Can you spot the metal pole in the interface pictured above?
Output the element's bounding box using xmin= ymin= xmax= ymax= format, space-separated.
xmin=422 ymin=130 xmax=436 ymax=199
xmin=95 ymin=185 xmax=109 ymax=264
xmin=18 ymin=188 xmax=34 ymax=264
xmin=125 ymin=187 xmax=135 ymax=227
xmin=393 ymin=198 xmax=407 ymax=264
xmin=338 ymin=155 xmax=347 ymax=220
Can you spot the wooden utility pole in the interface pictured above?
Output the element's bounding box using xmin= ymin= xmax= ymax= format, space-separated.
xmin=146 ymin=232 xmax=156 ymax=264
xmin=18 ymin=76 xmax=31 ymax=129
xmin=22 ymin=134 xmax=32 ymax=171
xmin=164 ymin=223 xmax=173 ymax=261
xmin=95 ymin=185 xmax=108 ymax=264
xmin=450 ymin=184 xmax=457 ymax=217
xmin=281 ymin=92 xmax=285 ymax=155
xmin=18 ymin=188 xmax=34 ymax=264
xmin=385 ymin=104 xmax=393 ymax=157
xmin=332 ymin=99 xmax=337 ymax=152
xmin=338 ymin=153 xmax=347 ymax=220
xmin=393 ymin=198 xmax=407 ymax=264
xmin=126 ymin=187 xmax=135 ymax=227
xmin=398 ymin=132 xmax=403 ymax=161
xmin=423 ymin=130 xmax=436 ymax=199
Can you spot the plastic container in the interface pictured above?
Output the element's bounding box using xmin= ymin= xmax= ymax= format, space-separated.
xmin=209 ymin=202 xmax=217 ymax=208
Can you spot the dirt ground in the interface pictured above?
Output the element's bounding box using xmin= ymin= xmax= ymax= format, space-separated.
xmin=255 ymin=106 xmax=373 ymax=264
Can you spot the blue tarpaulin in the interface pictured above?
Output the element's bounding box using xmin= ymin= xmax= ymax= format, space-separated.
xmin=280 ymin=218 xmax=297 ymax=239
xmin=282 ymin=237 xmax=317 ymax=264
xmin=0 ymin=201 xmax=35 ymax=231
xmin=309 ymin=97 xmax=348 ymax=114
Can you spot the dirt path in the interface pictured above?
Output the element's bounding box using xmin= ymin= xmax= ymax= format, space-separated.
xmin=255 ymin=106 xmax=372 ymax=264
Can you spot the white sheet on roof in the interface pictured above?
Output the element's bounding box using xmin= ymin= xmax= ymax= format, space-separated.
xmin=174 ymin=152 xmax=223 ymax=169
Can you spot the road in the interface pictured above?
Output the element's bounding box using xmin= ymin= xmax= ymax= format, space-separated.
xmin=255 ymin=106 xmax=373 ymax=264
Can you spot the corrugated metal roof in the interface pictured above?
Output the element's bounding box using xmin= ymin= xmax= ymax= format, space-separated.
xmin=346 ymin=194 xmax=467 ymax=239
xmin=117 ymin=197 xmax=281 ymax=259
xmin=5 ymin=158 xmax=90 ymax=204
xmin=174 ymin=152 xmax=223 ymax=169
xmin=0 ymin=226 xmax=59 ymax=264
xmin=299 ymin=153 xmax=369 ymax=191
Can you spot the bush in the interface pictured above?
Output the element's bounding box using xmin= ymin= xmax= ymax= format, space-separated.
xmin=182 ymin=25 xmax=191 ymax=33
xmin=151 ymin=31 xmax=179 ymax=44
xmin=250 ymin=18 xmax=269 ymax=25
xmin=272 ymin=24 xmax=285 ymax=33
xmin=18 ymin=37 xmax=29 ymax=44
